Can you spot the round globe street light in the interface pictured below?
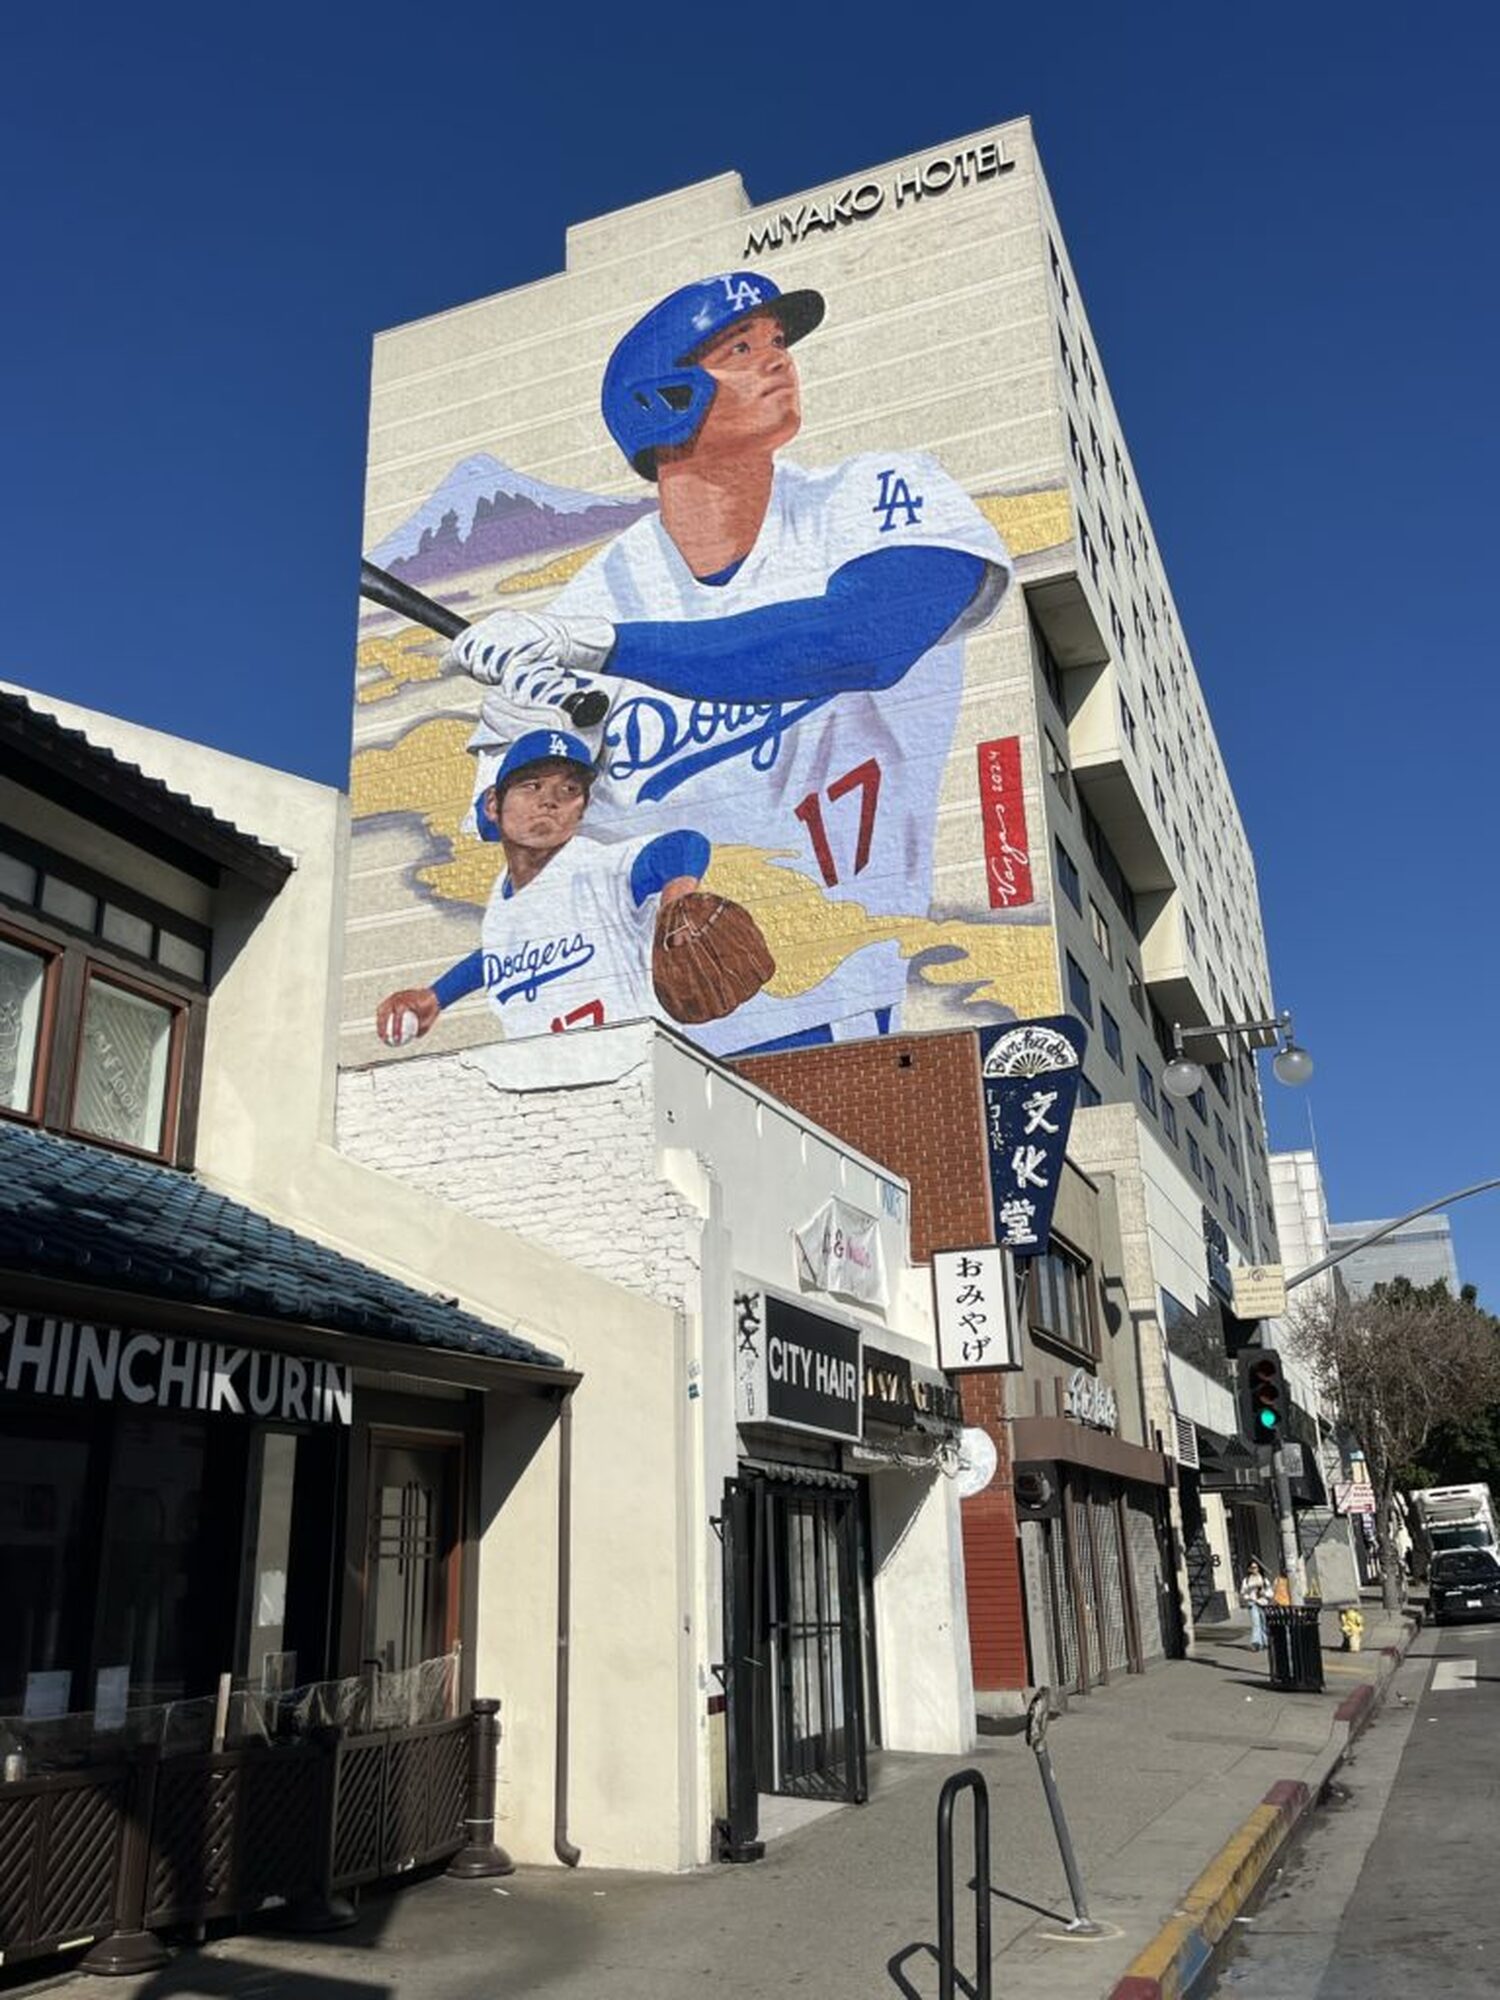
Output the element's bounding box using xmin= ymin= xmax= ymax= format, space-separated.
xmin=1161 ymin=1010 xmax=1314 ymax=1101
xmin=1272 ymin=1039 xmax=1315 ymax=1088
xmin=1162 ymin=1056 xmax=1206 ymax=1101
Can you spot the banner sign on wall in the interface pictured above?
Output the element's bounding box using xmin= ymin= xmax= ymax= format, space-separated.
xmin=976 ymin=1017 xmax=1089 ymax=1257
xmin=976 ymin=737 xmax=1034 ymax=910
xmin=932 ymin=1245 xmax=1022 ymax=1371
xmin=795 ymin=1198 xmax=887 ymax=1307
xmin=734 ymin=1286 xmax=862 ymax=1441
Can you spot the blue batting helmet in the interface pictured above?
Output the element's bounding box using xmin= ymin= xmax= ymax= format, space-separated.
xmin=476 ymin=729 xmax=594 ymax=842
xmin=601 ymin=272 xmax=825 ymax=480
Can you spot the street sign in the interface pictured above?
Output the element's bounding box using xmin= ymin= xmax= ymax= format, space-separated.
xmin=1333 ymin=1479 xmax=1376 ymax=1515
xmin=1231 ymin=1263 xmax=1287 ymax=1318
xmin=1280 ymin=1442 xmax=1306 ymax=1479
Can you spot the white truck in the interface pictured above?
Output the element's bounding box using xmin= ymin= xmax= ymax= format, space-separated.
xmin=1409 ymin=1484 xmax=1498 ymax=1573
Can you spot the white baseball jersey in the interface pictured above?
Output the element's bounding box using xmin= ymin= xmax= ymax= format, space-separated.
xmin=548 ymin=450 xmax=1011 ymax=1053
xmin=478 ymin=832 xmax=659 ymax=1039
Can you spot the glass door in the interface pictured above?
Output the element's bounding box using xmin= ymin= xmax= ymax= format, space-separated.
xmin=363 ymin=1434 xmax=462 ymax=1678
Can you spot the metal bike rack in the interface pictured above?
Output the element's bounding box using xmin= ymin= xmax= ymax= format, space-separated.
xmin=935 ymin=1768 xmax=992 ymax=2000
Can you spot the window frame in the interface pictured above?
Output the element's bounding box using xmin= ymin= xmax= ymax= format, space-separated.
xmin=1026 ymin=1234 xmax=1100 ymax=1363
xmin=66 ymin=959 xmax=191 ymax=1162
xmin=0 ymin=900 xmax=206 ymax=1167
xmin=0 ymin=919 xmax=64 ymax=1124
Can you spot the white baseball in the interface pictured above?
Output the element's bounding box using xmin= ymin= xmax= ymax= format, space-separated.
xmin=382 ymin=1008 xmax=420 ymax=1048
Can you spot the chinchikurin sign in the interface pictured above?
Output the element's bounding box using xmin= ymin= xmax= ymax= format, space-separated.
xmin=0 ymin=1311 xmax=353 ymax=1425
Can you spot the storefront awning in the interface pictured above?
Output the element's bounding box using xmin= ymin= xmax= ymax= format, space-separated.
xmin=1008 ymin=1415 xmax=1171 ymax=1489
xmin=1193 ymin=1428 xmax=1266 ymax=1492
xmin=0 ymin=1122 xmax=569 ymax=1383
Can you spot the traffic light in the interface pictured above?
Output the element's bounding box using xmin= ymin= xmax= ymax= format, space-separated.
xmin=1237 ymin=1347 xmax=1287 ymax=1443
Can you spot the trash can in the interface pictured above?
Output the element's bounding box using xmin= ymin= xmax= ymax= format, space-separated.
xmin=1265 ymin=1605 xmax=1324 ymax=1692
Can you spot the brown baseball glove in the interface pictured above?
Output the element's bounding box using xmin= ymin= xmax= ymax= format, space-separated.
xmin=653 ymin=892 xmax=776 ymax=1025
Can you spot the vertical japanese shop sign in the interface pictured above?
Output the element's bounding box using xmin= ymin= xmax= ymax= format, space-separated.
xmin=977 ymin=1017 xmax=1089 ymax=1256
xmin=933 ymin=1246 xmax=1021 ymax=1370
xmin=976 ymin=736 xmax=1034 ymax=909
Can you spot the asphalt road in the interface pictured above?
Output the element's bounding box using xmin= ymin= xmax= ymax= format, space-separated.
xmin=1220 ymin=1616 xmax=1500 ymax=1998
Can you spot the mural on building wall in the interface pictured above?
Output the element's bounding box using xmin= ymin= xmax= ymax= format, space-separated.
xmin=354 ymin=269 xmax=1074 ymax=1060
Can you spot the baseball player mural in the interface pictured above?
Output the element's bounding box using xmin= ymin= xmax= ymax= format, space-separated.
xmin=375 ymin=727 xmax=774 ymax=1044
xmin=388 ymin=269 xmax=1014 ymax=1057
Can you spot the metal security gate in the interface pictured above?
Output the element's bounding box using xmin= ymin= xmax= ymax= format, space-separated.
xmin=763 ymin=1485 xmax=866 ymax=1802
xmin=717 ymin=1470 xmax=867 ymax=1858
xmin=1126 ymin=1492 xmax=1170 ymax=1661
xmin=1088 ymin=1484 xmax=1131 ymax=1680
xmin=1044 ymin=1515 xmax=1082 ymax=1694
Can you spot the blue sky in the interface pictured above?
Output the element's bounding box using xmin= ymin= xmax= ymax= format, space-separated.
xmin=5 ymin=4 xmax=1496 ymax=1301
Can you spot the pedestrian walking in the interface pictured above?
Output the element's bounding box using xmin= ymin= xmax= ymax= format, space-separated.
xmin=1240 ymin=1558 xmax=1273 ymax=1649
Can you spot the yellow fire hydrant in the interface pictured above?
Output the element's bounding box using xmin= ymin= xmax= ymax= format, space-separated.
xmin=1339 ymin=1607 xmax=1365 ymax=1652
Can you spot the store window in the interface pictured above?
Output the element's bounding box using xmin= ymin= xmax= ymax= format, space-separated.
xmin=71 ymin=974 xmax=182 ymax=1154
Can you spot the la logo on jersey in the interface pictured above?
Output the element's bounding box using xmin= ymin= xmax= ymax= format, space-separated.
xmin=873 ymin=468 xmax=924 ymax=532
xmin=720 ymin=274 xmax=764 ymax=313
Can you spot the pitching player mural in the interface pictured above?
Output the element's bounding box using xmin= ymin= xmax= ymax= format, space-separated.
xmin=376 ymin=727 xmax=774 ymax=1044
xmin=359 ymin=268 xmax=1068 ymax=1056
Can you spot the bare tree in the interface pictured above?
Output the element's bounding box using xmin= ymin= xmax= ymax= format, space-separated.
xmin=1291 ymin=1280 xmax=1500 ymax=1610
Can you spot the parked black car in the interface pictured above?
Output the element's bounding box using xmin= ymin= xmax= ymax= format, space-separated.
xmin=1427 ymin=1548 xmax=1500 ymax=1624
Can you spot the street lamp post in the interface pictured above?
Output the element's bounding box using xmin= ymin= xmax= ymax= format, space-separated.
xmin=1161 ymin=1009 xmax=1315 ymax=1600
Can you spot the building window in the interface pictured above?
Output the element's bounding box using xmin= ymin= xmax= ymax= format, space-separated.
xmin=1079 ymin=516 xmax=1099 ymax=585
xmin=1136 ymin=1057 xmax=1158 ymax=1117
xmin=1078 ymin=1073 xmax=1102 ymax=1108
xmin=0 ymin=872 xmax=205 ymax=1166
xmin=1119 ymin=693 xmax=1138 ymax=750
xmin=1101 ymin=1004 xmax=1123 ymax=1068
xmin=1028 ymin=1239 xmax=1097 ymax=1358
xmin=1080 ymin=799 xmax=1140 ymax=938
xmin=1189 ymin=1084 xmax=1208 ymax=1123
xmin=0 ymin=934 xmax=54 ymax=1116
xmin=1161 ymin=1095 xmax=1179 ymax=1144
xmin=1188 ymin=1132 xmax=1202 ymax=1179
xmin=1031 ymin=612 xmax=1066 ymax=711
xmin=1089 ymin=898 xmax=1112 ymax=965
xmin=1055 ymin=838 xmax=1083 ymax=912
xmin=1214 ymin=1111 xmax=1227 ymax=1151
xmin=1058 ymin=326 xmax=1079 ymax=396
xmin=1205 ymin=1160 xmax=1219 ymax=1202
xmin=1066 ymin=952 xmax=1093 ymax=1023
xmin=1184 ymin=911 xmax=1199 ymax=960
xmin=71 ymin=972 xmax=184 ymax=1156
xmin=1126 ymin=961 xmax=1146 ymax=1019
xmin=1045 ymin=729 xmax=1072 ymax=802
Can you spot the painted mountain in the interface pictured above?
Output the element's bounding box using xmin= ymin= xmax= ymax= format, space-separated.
xmin=369 ymin=454 xmax=656 ymax=586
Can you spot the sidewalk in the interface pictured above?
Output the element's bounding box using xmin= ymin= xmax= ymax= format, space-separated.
xmin=24 ymin=1612 xmax=1412 ymax=2000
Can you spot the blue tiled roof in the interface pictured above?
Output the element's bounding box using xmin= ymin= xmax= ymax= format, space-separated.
xmin=0 ymin=1122 xmax=562 ymax=1371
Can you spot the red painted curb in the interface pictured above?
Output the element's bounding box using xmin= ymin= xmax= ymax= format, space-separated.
xmin=1334 ymin=1683 xmax=1374 ymax=1727
xmin=1111 ymin=1978 xmax=1163 ymax=1999
xmin=1262 ymin=1778 xmax=1310 ymax=1814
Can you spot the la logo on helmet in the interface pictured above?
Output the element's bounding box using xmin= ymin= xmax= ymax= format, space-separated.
xmin=719 ymin=275 xmax=764 ymax=313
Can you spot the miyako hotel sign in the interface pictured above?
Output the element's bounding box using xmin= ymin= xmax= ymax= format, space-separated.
xmin=0 ymin=1310 xmax=353 ymax=1425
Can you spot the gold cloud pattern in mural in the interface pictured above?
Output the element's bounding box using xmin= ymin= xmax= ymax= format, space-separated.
xmin=351 ymin=721 xmax=1059 ymax=1019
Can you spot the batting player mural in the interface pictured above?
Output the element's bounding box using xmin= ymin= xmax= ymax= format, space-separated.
xmin=362 ymin=269 xmax=1062 ymax=1056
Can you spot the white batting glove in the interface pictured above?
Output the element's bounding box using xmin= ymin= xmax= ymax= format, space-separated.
xmin=446 ymin=608 xmax=615 ymax=686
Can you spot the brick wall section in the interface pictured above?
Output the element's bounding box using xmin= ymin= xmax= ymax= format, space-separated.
xmin=737 ymin=1032 xmax=1030 ymax=1689
xmin=337 ymin=1051 xmax=701 ymax=1310
xmin=736 ymin=1034 xmax=992 ymax=1261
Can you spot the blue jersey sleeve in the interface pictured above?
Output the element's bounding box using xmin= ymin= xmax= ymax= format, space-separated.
xmin=605 ymin=545 xmax=987 ymax=703
xmin=431 ymin=949 xmax=485 ymax=1010
xmin=629 ymin=830 xmax=711 ymax=906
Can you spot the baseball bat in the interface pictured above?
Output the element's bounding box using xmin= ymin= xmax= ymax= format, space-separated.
xmin=359 ymin=558 xmax=610 ymax=729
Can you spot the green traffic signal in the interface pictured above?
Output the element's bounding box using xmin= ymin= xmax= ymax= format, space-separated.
xmin=1258 ymin=1409 xmax=1277 ymax=1429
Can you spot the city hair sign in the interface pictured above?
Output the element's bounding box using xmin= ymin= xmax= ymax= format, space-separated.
xmin=0 ymin=1310 xmax=353 ymax=1425
xmin=744 ymin=139 xmax=1014 ymax=254
xmin=734 ymin=1285 xmax=862 ymax=1442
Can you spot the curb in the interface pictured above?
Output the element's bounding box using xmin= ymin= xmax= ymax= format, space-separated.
xmin=1106 ymin=1620 xmax=1416 ymax=2000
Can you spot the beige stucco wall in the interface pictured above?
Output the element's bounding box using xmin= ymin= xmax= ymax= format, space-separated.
xmin=8 ymin=689 xmax=699 ymax=1870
